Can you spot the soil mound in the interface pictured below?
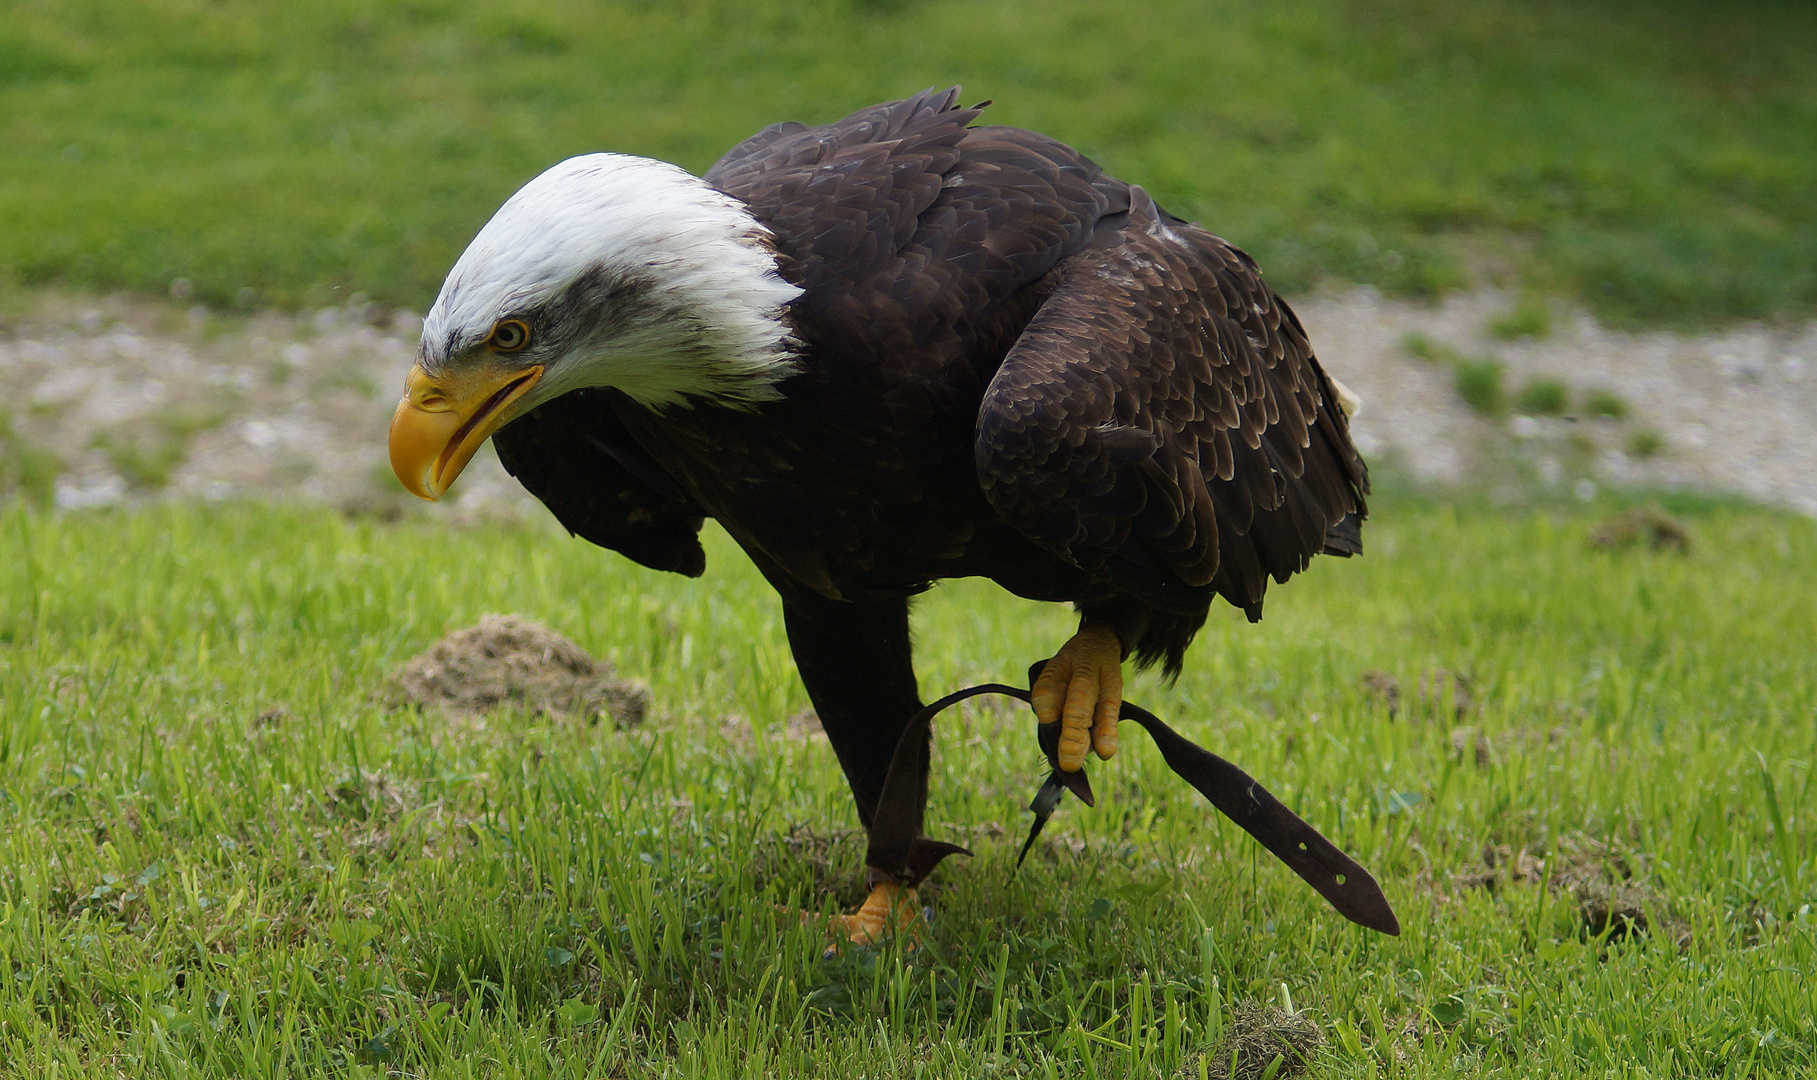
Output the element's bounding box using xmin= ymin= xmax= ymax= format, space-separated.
xmin=382 ymin=614 xmax=648 ymax=727
xmin=1588 ymin=504 xmax=1692 ymax=552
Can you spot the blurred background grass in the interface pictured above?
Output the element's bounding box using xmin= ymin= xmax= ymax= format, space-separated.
xmin=2 ymin=0 xmax=1814 ymax=327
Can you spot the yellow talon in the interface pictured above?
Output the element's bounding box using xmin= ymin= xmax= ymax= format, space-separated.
xmin=780 ymin=881 xmax=923 ymax=952
xmin=830 ymin=881 xmax=921 ymax=950
xmin=1031 ymin=623 xmax=1124 ymax=771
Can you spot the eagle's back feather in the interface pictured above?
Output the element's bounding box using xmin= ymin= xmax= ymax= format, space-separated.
xmin=507 ymin=90 xmax=1366 ymax=670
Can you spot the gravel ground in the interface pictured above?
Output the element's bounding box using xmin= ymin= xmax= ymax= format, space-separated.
xmin=2 ymin=287 xmax=1813 ymax=517
xmin=1296 ymin=290 xmax=1817 ymax=514
xmin=0 ymin=292 xmax=534 ymax=520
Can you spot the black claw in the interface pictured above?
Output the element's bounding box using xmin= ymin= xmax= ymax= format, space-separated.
xmin=1015 ymin=773 xmax=1068 ymax=868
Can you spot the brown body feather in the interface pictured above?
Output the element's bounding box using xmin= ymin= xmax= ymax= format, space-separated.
xmin=494 ymin=90 xmax=1366 ymax=838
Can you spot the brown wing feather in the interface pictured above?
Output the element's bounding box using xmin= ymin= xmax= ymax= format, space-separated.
xmin=975 ymin=187 xmax=1367 ymax=626
xmin=706 ymin=89 xmax=1123 ymax=367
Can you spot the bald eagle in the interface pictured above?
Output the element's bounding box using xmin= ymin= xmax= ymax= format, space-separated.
xmin=389 ymin=90 xmax=1368 ymax=941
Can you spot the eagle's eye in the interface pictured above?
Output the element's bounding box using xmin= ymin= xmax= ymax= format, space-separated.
xmin=487 ymin=319 xmax=531 ymax=352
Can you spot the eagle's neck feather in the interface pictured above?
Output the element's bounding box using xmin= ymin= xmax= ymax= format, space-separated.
xmin=424 ymin=154 xmax=801 ymax=410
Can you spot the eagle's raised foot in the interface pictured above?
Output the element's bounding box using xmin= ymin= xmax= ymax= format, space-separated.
xmin=1031 ymin=624 xmax=1124 ymax=772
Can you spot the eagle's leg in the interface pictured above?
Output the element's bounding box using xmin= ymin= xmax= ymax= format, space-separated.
xmin=778 ymin=586 xmax=931 ymax=945
xmin=1031 ymin=621 xmax=1126 ymax=772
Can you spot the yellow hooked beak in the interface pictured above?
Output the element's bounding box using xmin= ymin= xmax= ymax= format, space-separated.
xmin=388 ymin=362 xmax=543 ymax=500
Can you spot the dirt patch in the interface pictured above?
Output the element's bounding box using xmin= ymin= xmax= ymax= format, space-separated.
xmin=1588 ymin=504 xmax=1693 ymax=552
xmin=1454 ymin=834 xmax=1675 ymax=943
xmin=1195 ymin=1000 xmax=1324 ymax=1080
xmin=1360 ymin=670 xmax=1402 ymax=714
xmin=778 ymin=708 xmax=826 ymax=743
xmin=749 ymin=824 xmax=869 ymax=906
xmin=1448 ymin=726 xmax=1493 ymax=767
xmin=1359 ymin=669 xmax=1474 ymax=720
xmin=1453 ymin=842 xmax=1549 ymax=893
xmin=380 ymin=614 xmax=648 ymax=727
xmin=1550 ymin=838 xmax=1660 ymax=941
xmin=1419 ymin=670 xmax=1475 ymax=719
xmin=322 ymin=768 xmax=418 ymax=822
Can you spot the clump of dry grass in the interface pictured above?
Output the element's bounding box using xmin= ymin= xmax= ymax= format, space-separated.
xmin=381 ymin=613 xmax=648 ymax=727
xmin=1193 ymin=1000 xmax=1324 ymax=1080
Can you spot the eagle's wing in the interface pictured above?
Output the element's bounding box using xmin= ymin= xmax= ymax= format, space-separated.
xmin=706 ymin=89 xmax=1121 ymax=365
xmin=975 ymin=188 xmax=1367 ymax=631
xmin=692 ymin=90 xmax=1133 ymax=594
xmin=494 ymin=387 xmax=708 ymax=577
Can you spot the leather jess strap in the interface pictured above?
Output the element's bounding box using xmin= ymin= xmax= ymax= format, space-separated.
xmin=863 ymin=665 xmax=1401 ymax=937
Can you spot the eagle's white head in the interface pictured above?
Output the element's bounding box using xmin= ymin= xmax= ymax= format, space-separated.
xmin=389 ymin=153 xmax=801 ymax=500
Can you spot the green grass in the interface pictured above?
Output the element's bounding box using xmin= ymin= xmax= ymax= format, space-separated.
xmin=0 ymin=411 xmax=61 ymax=507
xmin=1453 ymin=358 xmax=1505 ymax=417
xmin=1584 ymin=389 xmax=1631 ymax=421
xmin=1626 ymin=428 xmax=1666 ymax=460
xmin=1400 ymin=332 xmax=1442 ymax=364
xmin=2 ymin=0 xmax=1815 ymax=326
xmin=1488 ymin=302 xmax=1551 ymax=343
xmin=1 ymin=497 xmax=1813 ymax=1076
xmin=1513 ymin=379 xmax=1569 ymax=417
